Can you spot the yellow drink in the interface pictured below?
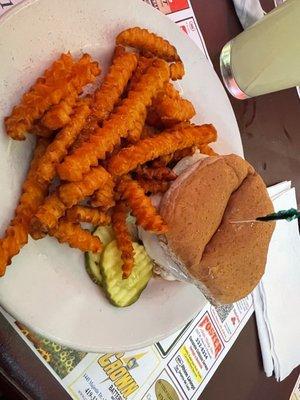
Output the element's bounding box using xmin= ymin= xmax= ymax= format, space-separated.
xmin=220 ymin=0 xmax=300 ymax=99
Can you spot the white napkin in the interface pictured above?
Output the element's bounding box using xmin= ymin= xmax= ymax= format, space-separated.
xmin=232 ymin=0 xmax=265 ymax=29
xmin=253 ymin=181 xmax=300 ymax=381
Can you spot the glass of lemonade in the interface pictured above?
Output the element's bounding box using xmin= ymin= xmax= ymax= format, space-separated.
xmin=220 ymin=0 xmax=300 ymax=99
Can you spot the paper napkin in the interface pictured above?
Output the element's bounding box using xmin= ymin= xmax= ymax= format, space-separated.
xmin=232 ymin=0 xmax=265 ymax=29
xmin=253 ymin=181 xmax=300 ymax=381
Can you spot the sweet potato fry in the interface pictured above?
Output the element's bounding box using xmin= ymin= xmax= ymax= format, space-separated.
xmin=153 ymin=94 xmax=195 ymax=127
xmin=116 ymin=27 xmax=180 ymax=62
xmin=0 ymin=138 xmax=50 ymax=275
xmin=112 ymin=45 xmax=126 ymax=60
xmin=66 ymin=206 xmax=111 ymax=226
xmin=136 ymin=165 xmax=177 ymax=181
xmin=117 ymin=176 xmax=167 ymax=234
xmin=146 ymin=83 xmax=183 ymax=128
xmin=91 ymin=178 xmax=115 ymax=211
xmin=158 ymin=97 xmax=195 ymax=126
xmin=140 ymin=124 xmax=160 ymax=139
xmin=30 ymin=193 xmax=66 ymax=239
xmin=170 ymin=61 xmax=185 ymax=80
xmin=136 ymin=178 xmax=170 ymax=195
xmin=57 ymin=59 xmax=170 ymax=182
xmin=107 ymin=123 xmax=217 ymax=176
xmin=58 ymin=166 xmax=112 ymax=208
xmin=30 ymin=122 xmax=53 ymax=138
xmin=151 ymin=153 xmax=173 ymax=167
xmin=126 ymin=108 xmax=147 ymax=143
xmin=69 ymin=53 xmax=136 ymax=151
xmin=145 ymin=108 xmax=162 ymax=128
xmin=5 ymin=53 xmax=73 ymax=140
xmin=69 ymin=115 xmax=98 ymax=153
xmin=41 ymin=90 xmax=79 ymax=130
xmin=171 ymin=146 xmax=197 ymax=162
xmin=199 ymin=144 xmax=219 ymax=156
xmin=31 ymin=166 xmax=112 ymax=234
xmin=162 ymin=82 xmax=181 ymax=99
xmin=127 ymin=56 xmax=153 ymax=92
xmin=5 ymin=53 xmax=99 ymax=140
xmin=112 ymin=202 xmax=134 ymax=278
xmin=92 ymin=52 xmax=138 ymax=122
xmin=50 ymin=219 xmax=102 ymax=252
xmin=36 ymin=99 xmax=90 ymax=183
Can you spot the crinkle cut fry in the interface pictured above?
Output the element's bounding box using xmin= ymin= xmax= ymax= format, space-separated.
xmin=140 ymin=124 xmax=160 ymax=139
xmin=126 ymin=108 xmax=147 ymax=143
xmin=107 ymin=123 xmax=217 ymax=176
xmin=170 ymin=61 xmax=185 ymax=80
xmin=199 ymin=144 xmax=219 ymax=156
xmin=31 ymin=166 xmax=113 ymax=235
xmin=116 ymin=27 xmax=180 ymax=62
xmin=111 ymin=202 xmax=134 ymax=279
xmin=0 ymin=138 xmax=50 ymax=276
xmin=30 ymin=193 xmax=66 ymax=240
xmin=41 ymin=55 xmax=99 ymax=131
xmin=126 ymin=58 xmax=151 ymax=143
xmin=118 ymin=176 xmax=167 ymax=234
xmin=91 ymin=178 xmax=115 ymax=210
xmin=146 ymin=82 xmax=182 ymax=128
xmin=70 ymin=115 xmax=98 ymax=153
xmin=41 ymin=90 xmax=79 ymax=130
xmin=146 ymin=108 xmax=162 ymax=128
xmin=68 ymin=52 xmax=137 ymax=149
xmin=161 ymin=82 xmax=181 ymax=99
xmin=127 ymin=56 xmax=153 ymax=92
xmin=92 ymin=52 xmax=138 ymax=122
xmin=152 ymin=84 xmax=195 ymax=126
xmin=36 ymin=99 xmax=90 ymax=183
xmin=58 ymin=166 xmax=113 ymax=208
xmin=136 ymin=165 xmax=177 ymax=181
xmin=112 ymin=45 xmax=126 ymax=60
xmin=30 ymin=122 xmax=53 ymax=138
xmin=5 ymin=53 xmax=100 ymax=140
xmin=171 ymin=145 xmax=197 ymax=163
xmin=136 ymin=178 xmax=170 ymax=195
xmin=155 ymin=96 xmax=195 ymax=126
xmin=5 ymin=53 xmax=74 ymax=140
xmin=153 ymin=145 xmax=197 ymax=168
xmin=66 ymin=206 xmax=111 ymax=226
xmin=57 ymin=59 xmax=170 ymax=182
xmin=50 ymin=219 xmax=102 ymax=253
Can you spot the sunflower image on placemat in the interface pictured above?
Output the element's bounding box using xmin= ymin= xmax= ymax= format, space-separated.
xmin=15 ymin=321 xmax=87 ymax=379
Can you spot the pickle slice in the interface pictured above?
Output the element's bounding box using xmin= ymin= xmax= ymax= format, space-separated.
xmin=85 ymin=226 xmax=114 ymax=286
xmin=101 ymin=240 xmax=153 ymax=307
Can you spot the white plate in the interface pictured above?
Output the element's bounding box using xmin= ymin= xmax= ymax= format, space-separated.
xmin=0 ymin=0 xmax=243 ymax=352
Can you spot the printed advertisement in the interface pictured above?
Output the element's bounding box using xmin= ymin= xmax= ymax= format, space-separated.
xmin=143 ymin=0 xmax=190 ymax=15
xmin=0 ymin=0 xmax=22 ymax=15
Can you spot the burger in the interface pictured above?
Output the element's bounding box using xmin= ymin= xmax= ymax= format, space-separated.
xmin=140 ymin=153 xmax=275 ymax=305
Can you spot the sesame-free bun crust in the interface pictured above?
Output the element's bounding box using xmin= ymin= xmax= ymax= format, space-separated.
xmin=159 ymin=154 xmax=275 ymax=304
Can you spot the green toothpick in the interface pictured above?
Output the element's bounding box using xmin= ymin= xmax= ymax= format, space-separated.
xmin=230 ymin=208 xmax=300 ymax=224
xmin=256 ymin=208 xmax=300 ymax=222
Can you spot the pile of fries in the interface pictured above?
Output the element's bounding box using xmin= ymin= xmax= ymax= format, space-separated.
xmin=0 ymin=27 xmax=217 ymax=279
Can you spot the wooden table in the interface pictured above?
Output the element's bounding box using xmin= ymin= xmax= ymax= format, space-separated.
xmin=0 ymin=1 xmax=299 ymax=399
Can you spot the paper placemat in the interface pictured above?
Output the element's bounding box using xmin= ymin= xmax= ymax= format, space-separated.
xmin=0 ymin=1 xmax=254 ymax=399
xmin=290 ymin=373 xmax=300 ymax=400
xmin=1 ymin=296 xmax=253 ymax=400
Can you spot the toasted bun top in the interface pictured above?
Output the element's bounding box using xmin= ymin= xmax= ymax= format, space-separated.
xmin=159 ymin=154 xmax=275 ymax=304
